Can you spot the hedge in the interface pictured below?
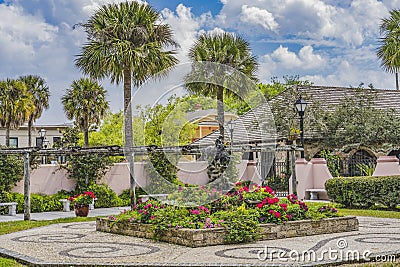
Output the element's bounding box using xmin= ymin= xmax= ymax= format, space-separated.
xmin=325 ymin=176 xmax=400 ymax=210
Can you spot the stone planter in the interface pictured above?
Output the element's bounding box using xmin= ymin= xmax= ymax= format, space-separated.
xmin=96 ymin=216 xmax=359 ymax=247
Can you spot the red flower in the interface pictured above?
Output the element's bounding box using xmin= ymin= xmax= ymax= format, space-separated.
xmin=267 ymin=198 xmax=275 ymax=205
xmin=256 ymin=203 xmax=264 ymax=209
xmin=264 ymin=186 xmax=273 ymax=194
xmin=235 ymin=181 xmax=242 ymax=186
xmin=274 ymin=212 xmax=281 ymax=218
xmin=279 ymin=203 xmax=288 ymax=211
xmin=268 ymin=210 xmax=274 ymax=214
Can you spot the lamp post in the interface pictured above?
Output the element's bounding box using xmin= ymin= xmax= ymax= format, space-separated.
xmin=227 ymin=119 xmax=234 ymax=148
xmin=294 ymin=96 xmax=308 ymax=158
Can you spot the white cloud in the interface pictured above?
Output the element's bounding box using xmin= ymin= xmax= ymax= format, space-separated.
xmin=161 ymin=4 xmax=210 ymax=62
xmin=269 ymin=45 xmax=325 ymax=70
xmin=240 ymin=5 xmax=278 ymax=32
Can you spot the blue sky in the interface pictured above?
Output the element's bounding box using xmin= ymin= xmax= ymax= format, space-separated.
xmin=0 ymin=0 xmax=398 ymax=124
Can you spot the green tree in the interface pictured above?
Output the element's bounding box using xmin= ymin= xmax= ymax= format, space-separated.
xmin=186 ymin=32 xmax=258 ymax=141
xmin=377 ymin=9 xmax=400 ymax=90
xmin=62 ymin=78 xmax=109 ymax=147
xmin=317 ymin=89 xmax=400 ymax=148
xmin=19 ymin=75 xmax=50 ymax=147
xmin=0 ymin=79 xmax=35 ymax=146
xmin=89 ymin=111 xmax=124 ymax=146
xmin=75 ymin=1 xmax=178 ymax=205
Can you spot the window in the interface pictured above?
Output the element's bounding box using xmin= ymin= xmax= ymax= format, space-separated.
xmin=9 ymin=137 xmax=18 ymax=148
xmin=36 ymin=137 xmax=43 ymax=148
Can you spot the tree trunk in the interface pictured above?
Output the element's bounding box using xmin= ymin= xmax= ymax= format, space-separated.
xmin=84 ymin=128 xmax=89 ymax=147
xmin=123 ymin=66 xmax=136 ymax=208
xmin=216 ymin=86 xmax=225 ymax=142
xmin=5 ymin=123 xmax=10 ymax=147
xmin=396 ymin=73 xmax=399 ymax=90
xmin=28 ymin=118 xmax=32 ymax=147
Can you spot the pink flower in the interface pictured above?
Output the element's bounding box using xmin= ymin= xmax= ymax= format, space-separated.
xmin=268 ymin=210 xmax=275 ymax=214
xmin=279 ymin=203 xmax=288 ymax=211
xmin=235 ymin=181 xmax=242 ymax=186
xmin=190 ymin=210 xmax=200 ymax=215
xmin=275 ymin=212 xmax=281 ymax=218
xmin=267 ymin=198 xmax=275 ymax=205
xmin=256 ymin=203 xmax=264 ymax=209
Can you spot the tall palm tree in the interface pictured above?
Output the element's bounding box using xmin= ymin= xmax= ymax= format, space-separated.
xmin=62 ymin=78 xmax=109 ymax=147
xmin=0 ymin=79 xmax=35 ymax=147
xmin=186 ymin=32 xmax=258 ymax=141
xmin=75 ymin=1 xmax=178 ymax=205
xmin=377 ymin=9 xmax=400 ymax=90
xmin=19 ymin=75 xmax=50 ymax=147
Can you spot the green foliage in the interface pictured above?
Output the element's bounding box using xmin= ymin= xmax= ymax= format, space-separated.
xmin=214 ymin=204 xmax=260 ymax=243
xmin=0 ymin=191 xmax=71 ymax=215
xmin=325 ymin=176 xmax=400 ymax=210
xmin=0 ymin=79 xmax=35 ymax=146
xmin=88 ymin=111 xmax=124 ymax=146
xmin=319 ymin=150 xmax=340 ymax=177
xmin=87 ymin=183 xmax=122 ymax=208
xmin=62 ymin=154 xmax=112 ymax=193
xmin=0 ymin=155 xmax=24 ymax=193
xmin=317 ymin=89 xmax=400 ymax=148
xmin=377 ymin=9 xmax=400 ymax=88
xmin=62 ymin=78 xmax=109 ymax=147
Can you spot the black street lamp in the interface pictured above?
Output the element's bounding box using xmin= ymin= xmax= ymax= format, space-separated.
xmin=227 ymin=119 xmax=234 ymax=148
xmin=295 ymin=96 xmax=307 ymax=158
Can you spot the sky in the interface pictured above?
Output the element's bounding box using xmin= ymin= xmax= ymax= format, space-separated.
xmin=0 ymin=0 xmax=399 ymax=124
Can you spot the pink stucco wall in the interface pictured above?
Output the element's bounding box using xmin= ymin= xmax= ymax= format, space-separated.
xmin=12 ymin=160 xmax=256 ymax=195
xmin=290 ymin=158 xmax=332 ymax=201
xmin=372 ymin=156 xmax=400 ymax=176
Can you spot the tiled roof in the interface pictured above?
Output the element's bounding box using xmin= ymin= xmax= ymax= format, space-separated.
xmin=295 ymin=85 xmax=400 ymax=114
xmin=191 ymin=85 xmax=400 ymax=147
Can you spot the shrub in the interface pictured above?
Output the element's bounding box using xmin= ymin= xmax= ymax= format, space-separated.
xmin=87 ymin=183 xmax=122 ymax=208
xmin=325 ymin=176 xmax=400 ymax=210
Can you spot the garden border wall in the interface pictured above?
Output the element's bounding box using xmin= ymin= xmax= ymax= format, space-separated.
xmin=96 ymin=216 xmax=359 ymax=247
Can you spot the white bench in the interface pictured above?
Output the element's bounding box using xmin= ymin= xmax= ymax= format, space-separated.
xmin=0 ymin=202 xmax=18 ymax=216
xmin=139 ymin=194 xmax=168 ymax=202
xmin=59 ymin=199 xmax=71 ymax=212
xmin=89 ymin=198 xmax=97 ymax=210
xmin=305 ymin=189 xmax=327 ymax=200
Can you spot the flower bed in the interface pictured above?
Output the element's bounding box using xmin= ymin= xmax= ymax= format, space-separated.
xmin=96 ymin=216 xmax=358 ymax=247
xmin=96 ymin=182 xmax=358 ymax=246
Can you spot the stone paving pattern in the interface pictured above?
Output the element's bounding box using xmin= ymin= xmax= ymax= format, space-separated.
xmin=0 ymin=214 xmax=399 ymax=266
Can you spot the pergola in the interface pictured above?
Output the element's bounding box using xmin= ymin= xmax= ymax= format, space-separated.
xmin=0 ymin=142 xmax=299 ymax=220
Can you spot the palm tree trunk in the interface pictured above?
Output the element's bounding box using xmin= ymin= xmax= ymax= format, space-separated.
xmin=5 ymin=124 xmax=10 ymax=147
xmin=396 ymin=73 xmax=399 ymax=90
xmin=84 ymin=129 xmax=89 ymax=147
xmin=216 ymin=86 xmax=225 ymax=142
xmin=123 ymin=66 xmax=136 ymax=208
xmin=28 ymin=119 xmax=32 ymax=147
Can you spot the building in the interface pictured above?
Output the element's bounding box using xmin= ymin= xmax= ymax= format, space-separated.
xmin=186 ymin=104 xmax=238 ymax=142
xmin=0 ymin=123 xmax=73 ymax=148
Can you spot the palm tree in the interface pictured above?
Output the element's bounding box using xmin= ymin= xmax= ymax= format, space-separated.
xmin=0 ymin=79 xmax=35 ymax=146
xmin=75 ymin=2 xmax=178 ymax=205
xmin=186 ymin=32 xmax=258 ymax=141
xmin=377 ymin=9 xmax=400 ymax=90
xmin=62 ymin=78 xmax=109 ymax=147
xmin=19 ymin=75 xmax=50 ymax=147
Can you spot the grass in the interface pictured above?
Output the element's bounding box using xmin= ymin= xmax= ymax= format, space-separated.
xmin=0 ymin=257 xmax=25 ymax=267
xmin=305 ymin=201 xmax=400 ymax=219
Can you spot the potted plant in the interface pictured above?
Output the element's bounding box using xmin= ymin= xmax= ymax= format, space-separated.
xmin=68 ymin=191 xmax=96 ymax=217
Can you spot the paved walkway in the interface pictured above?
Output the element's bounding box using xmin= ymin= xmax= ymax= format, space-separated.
xmin=0 ymin=212 xmax=399 ymax=266
xmin=0 ymin=206 xmax=130 ymax=222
